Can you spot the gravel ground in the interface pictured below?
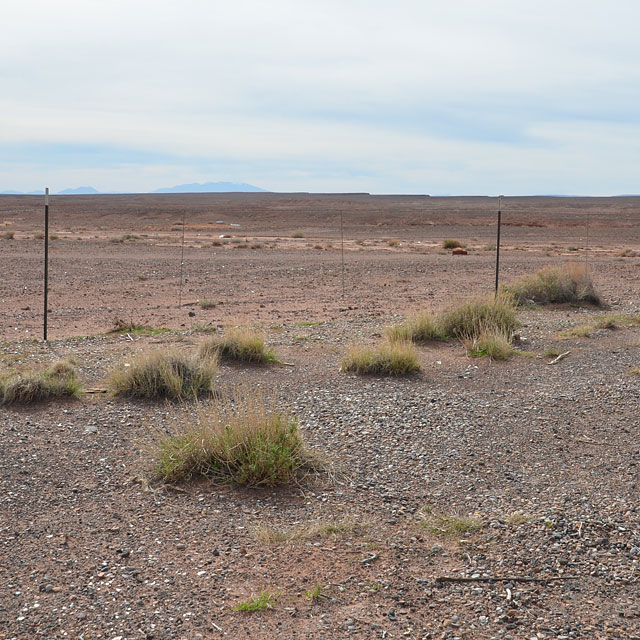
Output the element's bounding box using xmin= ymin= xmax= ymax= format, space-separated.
xmin=1 ymin=301 xmax=640 ymax=640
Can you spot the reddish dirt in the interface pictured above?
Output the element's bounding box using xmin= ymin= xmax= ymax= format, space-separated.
xmin=1 ymin=194 xmax=640 ymax=640
xmin=1 ymin=193 xmax=639 ymax=340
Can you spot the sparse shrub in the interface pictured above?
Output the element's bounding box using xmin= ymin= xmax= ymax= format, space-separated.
xmin=156 ymin=389 xmax=321 ymax=486
xmin=198 ymin=299 xmax=216 ymax=310
xmin=34 ymin=231 xmax=45 ymax=240
xmin=291 ymin=230 xmax=305 ymax=238
xmin=502 ymin=264 xmax=602 ymax=306
xmin=629 ymin=368 xmax=640 ymax=376
xmin=341 ymin=341 xmax=420 ymax=376
xmin=544 ymin=347 xmax=561 ymax=358
xmin=465 ymin=328 xmax=513 ymax=360
xmin=442 ymin=239 xmax=465 ymax=249
xmin=250 ymin=243 xmax=263 ymax=249
xmin=387 ymin=238 xmax=400 ymax=247
xmin=198 ymin=327 xmax=277 ymax=364
xmin=235 ymin=591 xmax=277 ymax=612
xmin=49 ymin=234 xmax=59 ymax=241
xmin=109 ymin=349 xmax=218 ymax=400
xmin=418 ymin=505 xmax=482 ymax=538
xmin=1 ymin=230 xmax=15 ymax=240
xmin=1 ymin=359 xmax=80 ymax=406
xmin=616 ymin=248 xmax=639 ymax=257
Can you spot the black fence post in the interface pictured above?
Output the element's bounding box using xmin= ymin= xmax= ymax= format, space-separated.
xmin=43 ymin=188 xmax=49 ymax=341
xmin=495 ymin=194 xmax=503 ymax=295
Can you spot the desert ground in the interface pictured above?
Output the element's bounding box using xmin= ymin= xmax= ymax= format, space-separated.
xmin=1 ymin=193 xmax=640 ymax=639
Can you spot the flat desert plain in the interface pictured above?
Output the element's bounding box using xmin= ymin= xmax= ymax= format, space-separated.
xmin=1 ymin=193 xmax=640 ymax=639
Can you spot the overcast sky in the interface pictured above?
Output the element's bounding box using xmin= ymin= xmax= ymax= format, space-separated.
xmin=2 ymin=0 xmax=639 ymax=194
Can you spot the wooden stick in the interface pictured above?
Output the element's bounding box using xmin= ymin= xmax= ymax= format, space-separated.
xmin=548 ymin=350 xmax=570 ymax=365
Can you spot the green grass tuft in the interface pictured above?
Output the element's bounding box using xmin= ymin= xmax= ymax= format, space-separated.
xmin=341 ymin=340 xmax=420 ymax=376
xmin=235 ymin=591 xmax=277 ymax=612
xmin=1 ymin=359 xmax=81 ymax=406
xmin=155 ymin=388 xmax=322 ymax=486
xmin=109 ymin=350 xmax=218 ymax=400
xmin=502 ymin=264 xmax=602 ymax=306
xmin=198 ymin=327 xmax=277 ymax=363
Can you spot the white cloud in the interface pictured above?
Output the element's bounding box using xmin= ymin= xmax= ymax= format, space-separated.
xmin=2 ymin=0 xmax=640 ymax=192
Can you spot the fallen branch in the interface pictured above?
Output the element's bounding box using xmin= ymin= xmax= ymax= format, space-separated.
xmin=547 ymin=350 xmax=571 ymax=365
xmin=434 ymin=575 xmax=578 ymax=585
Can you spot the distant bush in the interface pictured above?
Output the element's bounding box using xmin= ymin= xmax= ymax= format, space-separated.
xmin=109 ymin=350 xmax=218 ymax=400
xmin=156 ymin=389 xmax=322 ymax=486
xmin=1 ymin=360 xmax=80 ymax=406
xmin=442 ymin=239 xmax=465 ymax=249
xmin=502 ymin=265 xmax=602 ymax=306
xmin=291 ymin=230 xmax=305 ymax=238
xmin=1 ymin=230 xmax=15 ymax=240
xmin=341 ymin=341 xmax=420 ymax=376
xmin=199 ymin=327 xmax=277 ymax=364
xmin=198 ymin=299 xmax=216 ymax=310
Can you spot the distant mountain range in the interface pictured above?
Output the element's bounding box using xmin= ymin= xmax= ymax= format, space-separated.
xmin=1 ymin=181 xmax=269 ymax=195
xmin=153 ymin=181 xmax=268 ymax=193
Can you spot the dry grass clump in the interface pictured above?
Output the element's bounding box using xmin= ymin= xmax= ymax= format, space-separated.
xmin=1 ymin=230 xmax=15 ymax=240
xmin=386 ymin=311 xmax=440 ymax=343
xmin=341 ymin=340 xmax=420 ymax=376
xmin=109 ymin=350 xmax=218 ymax=400
xmin=155 ymin=389 xmax=322 ymax=486
xmin=197 ymin=299 xmax=216 ymax=309
xmin=198 ymin=327 xmax=277 ymax=364
xmin=1 ymin=359 xmax=81 ymax=406
xmin=438 ymin=294 xmax=518 ymax=340
xmin=442 ymin=239 xmax=465 ymax=249
xmin=464 ymin=328 xmax=514 ymax=360
xmin=418 ymin=505 xmax=482 ymax=538
xmin=252 ymin=516 xmax=366 ymax=544
xmin=291 ymin=230 xmax=305 ymax=238
xmin=389 ymin=294 xmax=518 ymax=347
xmin=502 ymin=264 xmax=602 ymax=306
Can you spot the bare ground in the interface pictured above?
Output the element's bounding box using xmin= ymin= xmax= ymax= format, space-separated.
xmin=1 ymin=194 xmax=640 ymax=639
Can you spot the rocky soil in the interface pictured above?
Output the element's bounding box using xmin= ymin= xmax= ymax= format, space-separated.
xmin=1 ymin=194 xmax=639 ymax=639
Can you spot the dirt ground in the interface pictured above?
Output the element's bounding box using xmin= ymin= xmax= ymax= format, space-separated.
xmin=1 ymin=194 xmax=640 ymax=639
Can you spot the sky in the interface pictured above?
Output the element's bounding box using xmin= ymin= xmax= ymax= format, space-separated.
xmin=2 ymin=0 xmax=640 ymax=195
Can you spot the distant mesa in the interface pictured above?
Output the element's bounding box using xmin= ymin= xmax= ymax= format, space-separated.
xmin=57 ymin=186 xmax=101 ymax=195
xmin=153 ymin=181 xmax=269 ymax=194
